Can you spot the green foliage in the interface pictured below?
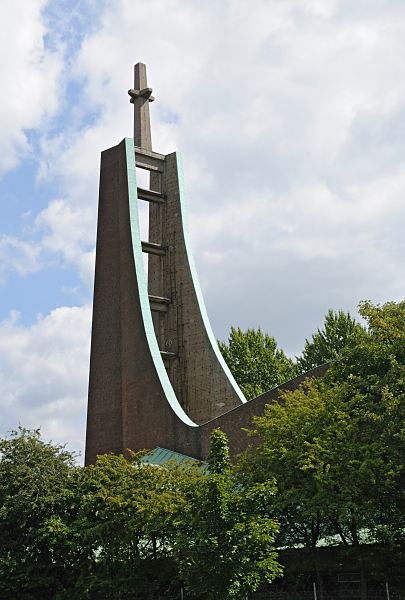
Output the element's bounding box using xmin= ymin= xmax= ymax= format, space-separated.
xmin=72 ymin=452 xmax=201 ymax=599
xmin=240 ymin=379 xmax=333 ymax=550
xmin=296 ymin=309 xmax=364 ymax=373
xmin=1 ymin=300 xmax=403 ymax=598
xmin=0 ymin=427 xmax=78 ymax=599
xmin=243 ymin=300 xmax=405 ymax=597
xmin=207 ymin=428 xmax=231 ymax=474
xmin=219 ymin=327 xmax=296 ymax=399
xmin=0 ymin=428 xmax=281 ymax=599
xmin=323 ymin=300 xmax=405 ymax=546
xmin=174 ymin=430 xmax=282 ymax=599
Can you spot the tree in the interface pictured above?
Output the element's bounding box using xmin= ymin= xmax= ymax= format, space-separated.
xmin=323 ymin=300 xmax=405 ymax=549
xmin=239 ymin=380 xmax=333 ymax=598
xmin=207 ymin=425 xmax=231 ymax=474
xmin=242 ymin=300 xmax=405 ymax=600
xmin=296 ymin=309 xmax=364 ymax=373
xmin=219 ymin=327 xmax=295 ymax=399
xmin=70 ymin=452 xmax=202 ymax=599
xmin=174 ymin=429 xmax=282 ymax=599
xmin=0 ymin=427 xmax=78 ymax=599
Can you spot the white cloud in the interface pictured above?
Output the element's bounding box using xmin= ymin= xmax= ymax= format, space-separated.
xmin=0 ymin=306 xmax=91 ymax=458
xmin=0 ymin=0 xmax=63 ymax=174
xmin=0 ymin=235 xmax=41 ymax=282
xmin=35 ymin=199 xmax=95 ymax=285
xmin=32 ymin=1 xmax=405 ymax=342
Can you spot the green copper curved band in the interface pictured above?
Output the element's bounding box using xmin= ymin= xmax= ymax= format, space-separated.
xmin=125 ymin=137 xmax=197 ymax=427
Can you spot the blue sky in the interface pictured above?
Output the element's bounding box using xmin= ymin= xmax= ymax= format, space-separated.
xmin=1 ymin=0 xmax=404 ymax=458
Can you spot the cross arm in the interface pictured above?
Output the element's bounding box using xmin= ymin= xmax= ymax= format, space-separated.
xmin=128 ymin=87 xmax=155 ymax=103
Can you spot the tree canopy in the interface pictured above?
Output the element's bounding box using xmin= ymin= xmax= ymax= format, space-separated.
xmin=218 ymin=326 xmax=296 ymax=399
xmin=0 ymin=427 xmax=78 ymax=599
xmin=70 ymin=452 xmax=202 ymax=599
xmin=0 ymin=429 xmax=282 ymax=599
xmin=174 ymin=429 xmax=281 ymax=599
xmin=241 ymin=300 xmax=405 ymax=600
xmin=295 ymin=308 xmax=364 ymax=373
xmin=1 ymin=300 xmax=403 ymax=598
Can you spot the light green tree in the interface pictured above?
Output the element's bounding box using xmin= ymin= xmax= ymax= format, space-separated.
xmin=174 ymin=428 xmax=282 ymax=599
xmin=242 ymin=300 xmax=405 ymax=600
xmin=0 ymin=427 xmax=78 ymax=599
xmin=71 ymin=452 xmax=202 ymax=599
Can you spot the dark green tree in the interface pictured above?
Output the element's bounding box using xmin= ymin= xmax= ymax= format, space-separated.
xmin=174 ymin=428 xmax=281 ymax=599
xmin=219 ymin=327 xmax=295 ymax=399
xmin=296 ymin=309 xmax=363 ymax=373
xmin=0 ymin=427 xmax=78 ymax=599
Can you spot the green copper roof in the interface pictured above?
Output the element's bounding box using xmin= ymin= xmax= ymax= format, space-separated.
xmin=140 ymin=447 xmax=201 ymax=466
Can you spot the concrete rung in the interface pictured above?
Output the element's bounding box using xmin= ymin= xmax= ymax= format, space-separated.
xmin=137 ymin=187 xmax=166 ymax=204
xmin=135 ymin=148 xmax=164 ymax=172
xmin=148 ymin=295 xmax=171 ymax=304
xmin=141 ymin=241 xmax=166 ymax=255
xmin=160 ymin=351 xmax=177 ymax=360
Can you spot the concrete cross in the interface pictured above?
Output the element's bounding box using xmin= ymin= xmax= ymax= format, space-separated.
xmin=128 ymin=63 xmax=154 ymax=151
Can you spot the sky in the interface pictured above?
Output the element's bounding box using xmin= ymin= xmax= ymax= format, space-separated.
xmin=1 ymin=0 xmax=404 ymax=458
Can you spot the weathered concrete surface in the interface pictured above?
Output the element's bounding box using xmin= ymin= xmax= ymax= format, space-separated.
xmin=128 ymin=63 xmax=153 ymax=150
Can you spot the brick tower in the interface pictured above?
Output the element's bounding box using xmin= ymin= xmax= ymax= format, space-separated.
xmin=85 ymin=64 xmax=327 ymax=465
xmin=85 ymin=64 xmax=246 ymax=464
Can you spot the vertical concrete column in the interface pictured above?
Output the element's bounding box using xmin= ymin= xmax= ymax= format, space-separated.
xmin=85 ymin=139 xmax=323 ymax=465
xmin=131 ymin=63 xmax=153 ymax=150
